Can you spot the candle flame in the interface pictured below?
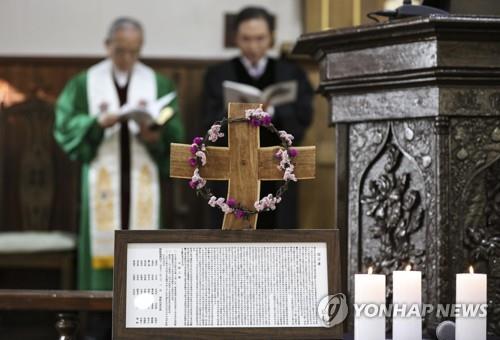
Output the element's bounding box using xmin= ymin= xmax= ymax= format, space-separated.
xmin=469 ymin=266 xmax=474 ymax=274
xmin=405 ymin=264 xmax=412 ymax=271
xmin=368 ymin=266 xmax=373 ymax=274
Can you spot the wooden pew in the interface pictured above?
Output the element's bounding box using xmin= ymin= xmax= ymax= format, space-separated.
xmin=0 ymin=289 xmax=112 ymax=339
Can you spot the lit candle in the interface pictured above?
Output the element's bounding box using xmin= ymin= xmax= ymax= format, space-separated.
xmin=392 ymin=264 xmax=422 ymax=340
xmin=355 ymin=267 xmax=386 ymax=340
xmin=456 ymin=266 xmax=487 ymax=340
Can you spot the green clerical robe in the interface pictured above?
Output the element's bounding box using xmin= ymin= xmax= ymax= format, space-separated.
xmin=54 ymin=60 xmax=184 ymax=290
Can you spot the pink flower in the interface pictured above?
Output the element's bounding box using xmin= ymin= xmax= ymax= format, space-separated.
xmin=275 ymin=148 xmax=288 ymax=162
xmin=206 ymin=196 xmax=236 ymax=214
xmin=220 ymin=203 xmax=234 ymax=214
xmin=208 ymin=124 xmax=224 ymax=142
xmin=254 ymin=194 xmax=282 ymax=212
xmin=276 ymin=149 xmax=291 ymax=171
xmin=244 ymin=109 xmax=255 ymax=120
xmin=279 ymin=130 xmax=294 ymax=146
xmin=284 ymin=167 xmax=297 ymax=182
xmin=195 ymin=151 xmax=207 ymax=166
xmin=190 ymin=169 xmax=206 ymax=189
xmin=208 ymin=196 xmax=217 ymax=207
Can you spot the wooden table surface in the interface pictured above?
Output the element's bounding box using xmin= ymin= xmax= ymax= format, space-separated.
xmin=0 ymin=289 xmax=112 ymax=311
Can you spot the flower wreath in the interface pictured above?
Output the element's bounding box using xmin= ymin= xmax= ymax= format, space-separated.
xmin=187 ymin=107 xmax=299 ymax=220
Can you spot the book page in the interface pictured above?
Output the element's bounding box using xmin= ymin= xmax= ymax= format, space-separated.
xmin=126 ymin=242 xmax=329 ymax=328
xmin=262 ymin=81 xmax=298 ymax=107
xmin=223 ymin=81 xmax=262 ymax=104
xmin=118 ymin=91 xmax=176 ymax=126
xmin=223 ymin=80 xmax=298 ymax=107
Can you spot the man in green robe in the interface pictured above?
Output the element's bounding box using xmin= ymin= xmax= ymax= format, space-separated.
xmin=54 ymin=17 xmax=184 ymax=291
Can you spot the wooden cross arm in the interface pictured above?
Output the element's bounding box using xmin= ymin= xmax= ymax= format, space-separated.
xmin=170 ymin=143 xmax=229 ymax=180
xmin=258 ymin=146 xmax=316 ymax=180
xmin=170 ymin=143 xmax=316 ymax=181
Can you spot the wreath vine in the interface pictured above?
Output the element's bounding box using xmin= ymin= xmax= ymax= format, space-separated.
xmin=187 ymin=107 xmax=298 ymax=220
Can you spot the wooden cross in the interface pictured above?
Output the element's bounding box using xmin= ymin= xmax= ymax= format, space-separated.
xmin=170 ymin=103 xmax=316 ymax=230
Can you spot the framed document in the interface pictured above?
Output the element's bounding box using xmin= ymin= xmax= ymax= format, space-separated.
xmin=113 ymin=229 xmax=342 ymax=339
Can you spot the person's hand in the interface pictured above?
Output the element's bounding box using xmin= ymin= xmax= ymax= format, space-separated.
xmin=139 ymin=122 xmax=161 ymax=144
xmin=98 ymin=113 xmax=120 ymax=128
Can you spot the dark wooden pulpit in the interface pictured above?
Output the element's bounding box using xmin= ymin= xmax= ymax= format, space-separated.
xmin=294 ymin=15 xmax=500 ymax=336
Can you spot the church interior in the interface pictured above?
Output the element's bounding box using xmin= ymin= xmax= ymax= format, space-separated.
xmin=1 ymin=0 xmax=500 ymax=339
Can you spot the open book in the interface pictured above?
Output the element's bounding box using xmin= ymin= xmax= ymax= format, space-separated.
xmin=223 ymin=80 xmax=298 ymax=107
xmin=118 ymin=91 xmax=176 ymax=129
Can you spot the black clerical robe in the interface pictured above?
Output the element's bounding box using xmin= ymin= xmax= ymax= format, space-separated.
xmin=202 ymin=57 xmax=314 ymax=228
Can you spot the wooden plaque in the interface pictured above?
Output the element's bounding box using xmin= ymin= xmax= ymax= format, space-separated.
xmin=113 ymin=229 xmax=342 ymax=339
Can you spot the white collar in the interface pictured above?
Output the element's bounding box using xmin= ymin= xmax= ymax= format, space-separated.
xmin=240 ymin=56 xmax=268 ymax=79
xmin=112 ymin=66 xmax=131 ymax=88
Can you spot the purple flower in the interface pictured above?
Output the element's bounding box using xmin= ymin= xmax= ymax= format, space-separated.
xmin=288 ymin=148 xmax=298 ymax=158
xmin=251 ymin=118 xmax=261 ymax=127
xmin=262 ymin=115 xmax=272 ymax=126
xmin=190 ymin=144 xmax=198 ymax=154
xmin=193 ymin=137 xmax=204 ymax=145
xmin=227 ymin=198 xmax=237 ymax=208
xmin=234 ymin=209 xmax=246 ymax=219
xmin=188 ymin=157 xmax=197 ymax=167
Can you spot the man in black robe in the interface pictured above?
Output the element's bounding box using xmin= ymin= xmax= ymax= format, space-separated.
xmin=202 ymin=6 xmax=314 ymax=228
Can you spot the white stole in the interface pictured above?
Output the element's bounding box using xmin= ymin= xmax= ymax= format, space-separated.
xmin=87 ymin=59 xmax=160 ymax=269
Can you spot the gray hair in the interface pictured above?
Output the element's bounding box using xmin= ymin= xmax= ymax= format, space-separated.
xmin=106 ymin=17 xmax=143 ymax=42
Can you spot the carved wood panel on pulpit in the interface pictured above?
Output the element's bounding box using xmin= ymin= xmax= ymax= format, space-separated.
xmin=449 ymin=116 xmax=500 ymax=335
xmin=347 ymin=120 xmax=435 ymax=331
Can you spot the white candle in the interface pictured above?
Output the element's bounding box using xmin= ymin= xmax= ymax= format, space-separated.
xmin=355 ymin=267 xmax=386 ymax=340
xmin=456 ymin=266 xmax=487 ymax=340
xmin=392 ymin=265 xmax=422 ymax=340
